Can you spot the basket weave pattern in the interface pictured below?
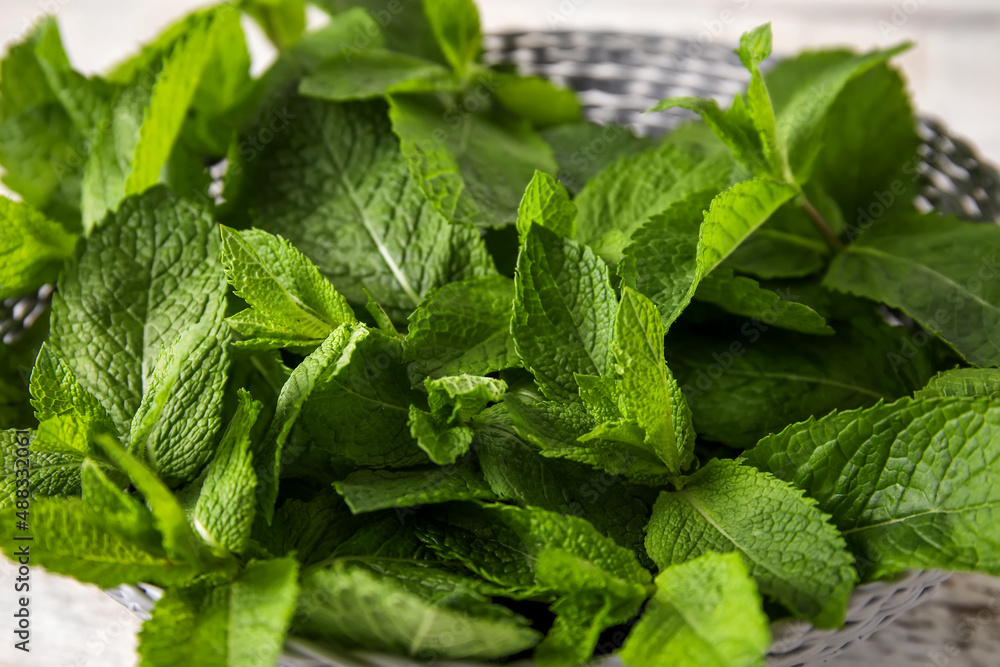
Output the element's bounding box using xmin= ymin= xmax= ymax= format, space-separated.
xmin=26 ymin=28 xmax=1000 ymax=667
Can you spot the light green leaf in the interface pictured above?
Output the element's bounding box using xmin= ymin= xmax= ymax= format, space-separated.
xmin=574 ymin=140 xmax=733 ymax=263
xmin=516 ymin=170 xmax=577 ymax=240
xmin=493 ymin=75 xmax=583 ymax=129
xmin=30 ymin=343 xmax=113 ymax=432
xmin=334 ymin=460 xmax=496 ymax=513
xmin=0 ymin=429 xmax=84 ymax=509
xmin=825 ymin=213 xmax=1000 ymax=367
xmin=423 ymin=0 xmax=482 ymax=75
xmin=193 ymin=390 xmax=261 ymax=556
xmin=388 ymin=92 xmax=558 ymax=228
xmin=647 ymin=459 xmax=856 ymax=627
xmin=243 ymin=0 xmax=307 ymax=49
xmin=300 ymin=48 xmax=457 ymax=101
xmin=408 ymin=404 xmax=474 ymax=464
xmin=0 ymin=197 xmax=77 ymax=299
xmin=916 ymin=369 xmax=1000 ymax=398
xmin=611 ymin=287 xmax=695 ymax=473
xmin=619 ymin=552 xmax=770 ymax=667
xmin=747 ymin=396 xmax=1000 ymax=579
xmin=295 ymin=561 xmax=540 ymax=660
xmin=513 ymin=225 xmax=617 ymax=401
xmin=425 ymin=374 xmax=506 ymax=422
xmin=404 ymin=275 xmax=518 ymax=380
xmin=246 ymin=96 xmax=493 ymax=320
xmin=50 ymin=187 xmax=227 ymax=437
xmin=80 ymin=460 xmax=160 ymax=553
xmin=220 ymin=226 xmax=356 ymax=350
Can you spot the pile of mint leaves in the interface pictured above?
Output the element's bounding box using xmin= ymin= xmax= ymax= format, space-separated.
xmin=2 ymin=0 xmax=1000 ymax=665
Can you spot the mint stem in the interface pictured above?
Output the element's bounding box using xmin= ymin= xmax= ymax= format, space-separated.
xmin=802 ymin=197 xmax=845 ymax=251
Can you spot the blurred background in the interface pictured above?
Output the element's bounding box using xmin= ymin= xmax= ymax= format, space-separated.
xmin=1 ymin=1 xmax=999 ymax=665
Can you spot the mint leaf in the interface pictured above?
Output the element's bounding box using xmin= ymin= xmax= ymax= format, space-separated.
xmin=246 ymin=96 xmax=492 ymax=319
xmin=220 ymin=226 xmax=356 ymax=350
xmin=408 ymin=404 xmax=474 ymax=464
xmin=80 ymin=459 xmax=159 ymax=553
xmin=255 ymin=489 xmax=361 ymax=565
xmin=256 ymin=324 xmax=362 ymax=520
xmin=0 ymin=496 xmax=199 ymax=588
xmin=244 ymin=0 xmax=307 ymax=50
xmin=423 ymin=0 xmax=482 ymax=75
xmin=127 ymin=319 xmax=230 ymax=485
xmin=513 ymin=225 xmax=617 ymax=400
xmin=425 ymin=374 xmax=506 ymax=422
xmin=313 ymin=1 xmax=443 ymax=63
xmin=50 ymin=187 xmax=226 ymax=436
xmin=694 ymin=268 xmax=833 ymax=335
xmin=0 ymin=197 xmax=77 ymax=299
xmin=517 ymin=170 xmax=577 ymax=240
xmin=334 ymin=460 xmax=496 ymax=513
xmin=747 ymin=396 xmax=1000 ymax=579
xmin=574 ymin=141 xmax=733 ymax=263
xmin=300 ymin=49 xmax=457 ymax=101
xmin=405 ymin=275 xmax=518 ymax=379
xmin=388 ymin=92 xmax=557 ymax=228
xmin=0 ymin=430 xmax=84 ymax=508
xmin=30 ymin=343 xmax=113 ymax=433
xmin=825 ymin=213 xmax=1000 ymax=367
xmin=619 ymin=552 xmax=770 ymax=667
xmin=724 ymin=227 xmax=828 ymax=279
xmin=137 ymin=557 xmax=299 ymax=667
xmin=610 ymin=287 xmax=695 ymax=472
xmin=193 ymin=390 xmax=261 ymax=556
xmin=493 ymin=75 xmax=583 ymax=129
xmin=296 ymin=561 xmax=540 ymax=660
xmin=647 ymin=459 xmax=856 ymax=627
xmin=917 ymin=369 xmax=1000 ymax=398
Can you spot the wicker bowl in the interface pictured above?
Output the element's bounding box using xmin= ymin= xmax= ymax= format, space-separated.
xmin=43 ymin=28 xmax=1000 ymax=667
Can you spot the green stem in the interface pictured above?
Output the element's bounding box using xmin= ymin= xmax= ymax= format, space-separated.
xmin=801 ymin=196 xmax=845 ymax=252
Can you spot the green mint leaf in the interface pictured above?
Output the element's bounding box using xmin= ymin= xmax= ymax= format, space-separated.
xmin=30 ymin=343 xmax=113 ymax=432
xmin=426 ymin=374 xmax=506 ymax=422
xmin=667 ymin=315 xmax=938 ymax=448
xmin=334 ymin=459 xmax=496 ymax=513
xmin=296 ymin=561 xmax=540 ymax=660
xmin=50 ymin=187 xmax=226 ymax=436
xmin=0 ymin=496 xmax=199 ymax=588
xmin=127 ymin=319 xmax=230 ymax=486
xmin=747 ymin=396 xmax=1000 ymax=579
xmin=220 ymin=226 xmax=356 ymax=350
xmin=540 ymin=122 xmax=651 ymax=194
xmin=243 ymin=0 xmax=307 ymax=50
xmin=82 ymin=11 xmax=220 ymax=231
xmin=245 ymin=96 xmax=492 ymax=319
xmin=612 ymin=287 xmax=695 ymax=472
xmin=516 ymin=170 xmax=577 ymax=240
xmin=298 ymin=327 xmax=428 ymax=467
xmin=574 ymin=141 xmax=733 ymax=264
xmin=388 ymin=92 xmax=558 ymax=228
xmin=809 ymin=63 xmax=920 ymax=227
xmin=313 ymin=1 xmax=444 ymax=63
xmin=647 ymin=459 xmax=856 ymax=627
xmin=724 ymin=227 xmax=828 ymax=279
xmin=0 ymin=19 xmax=88 ymax=221
xmin=0 ymin=197 xmax=77 ymax=299
xmin=405 ymin=275 xmax=518 ymax=380
xmin=137 ymin=557 xmax=300 ymax=667
xmin=619 ymin=552 xmax=770 ymax=667
xmin=824 ymin=213 xmax=1000 ymax=367
xmin=766 ymin=43 xmax=911 ymax=181
xmin=513 ymin=225 xmax=617 ymax=401
xmin=423 ymin=0 xmax=482 ymax=75
xmin=300 ymin=48 xmax=457 ymax=101
xmin=736 ymin=23 xmax=773 ymax=70
xmin=255 ymin=489 xmax=362 ymax=565
xmin=256 ymin=324 xmax=362 ymax=521
xmin=916 ymin=369 xmax=1000 ymax=398
xmin=493 ymin=75 xmax=583 ymax=129
xmin=409 ymin=404 xmax=474 ymax=464
xmin=0 ymin=429 xmax=84 ymax=508
xmin=694 ymin=268 xmax=834 ymax=335
xmin=193 ymin=390 xmax=262 ymax=556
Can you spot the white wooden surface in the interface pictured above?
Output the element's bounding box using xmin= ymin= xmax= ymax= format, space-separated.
xmin=1 ymin=1 xmax=999 ymax=666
